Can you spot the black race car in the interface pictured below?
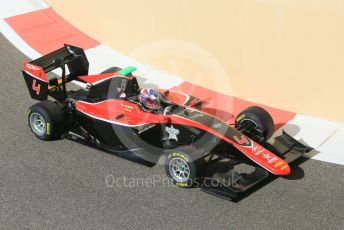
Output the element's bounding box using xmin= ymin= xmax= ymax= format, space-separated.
xmin=22 ymin=44 xmax=312 ymax=200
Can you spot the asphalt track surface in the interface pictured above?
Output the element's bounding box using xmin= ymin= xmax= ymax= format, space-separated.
xmin=0 ymin=34 xmax=344 ymax=230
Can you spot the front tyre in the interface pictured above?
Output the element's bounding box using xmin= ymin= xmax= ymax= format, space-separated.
xmin=165 ymin=147 xmax=205 ymax=188
xmin=27 ymin=101 xmax=65 ymax=141
xmin=235 ymin=106 xmax=274 ymax=142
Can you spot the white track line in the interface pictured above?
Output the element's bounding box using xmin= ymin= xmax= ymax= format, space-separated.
xmin=0 ymin=0 xmax=343 ymax=165
xmin=315 ymin=126 xmax=344 ymax=165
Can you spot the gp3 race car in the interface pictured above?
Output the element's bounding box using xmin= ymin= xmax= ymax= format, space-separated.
xmin=22 ymin=44 xmax=312 ymax=200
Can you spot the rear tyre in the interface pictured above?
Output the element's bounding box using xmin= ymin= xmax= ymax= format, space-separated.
xmin=100 ymin=67 xmax=122 ymax=74
xmin=235 ymin=106 xmax=275 ymax=141
xmin=27 ymin=101 xmax=65 ymax=141
xmin=165 ymin=146 xmax=205 ymax=188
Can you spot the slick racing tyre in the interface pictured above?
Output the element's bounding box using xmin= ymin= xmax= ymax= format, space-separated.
xmin=235 ymin=106 xmax=275 ymax=141
xmin=165 ymin=147 xmax=205 ymax=188
xmin=101 ymin=67 xmax=122 ymax=74
xmin=27 ymin=101 xmax=65 ymax=141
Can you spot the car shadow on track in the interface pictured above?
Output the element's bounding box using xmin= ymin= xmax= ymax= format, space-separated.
xmin=231 ymin=156 xmax=312 ymax=202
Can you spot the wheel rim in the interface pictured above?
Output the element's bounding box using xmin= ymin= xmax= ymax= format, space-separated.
xmin=169 ymin=157 xmax=190 ymax=182
xmin=239 ymin=118 xmax=259 ymax=129
xmin=29 ymin=112 xmax=46 ymax=136
xmin=238 ymin=118 xmax=265 ymax=141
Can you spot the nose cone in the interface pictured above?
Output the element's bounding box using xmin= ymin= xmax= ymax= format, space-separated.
xmin=276 ymin=163 xmax=291 ymax=176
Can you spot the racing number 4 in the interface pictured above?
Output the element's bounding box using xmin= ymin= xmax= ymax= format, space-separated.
xmin=32 ymin=79 xmax=41 ymax=95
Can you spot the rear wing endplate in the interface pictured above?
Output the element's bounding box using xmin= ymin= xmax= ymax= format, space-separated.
xmin=22 ymin=44 xmax=89 ymax=100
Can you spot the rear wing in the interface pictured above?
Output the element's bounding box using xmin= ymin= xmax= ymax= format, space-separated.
xmin=22 ymin=44 xmax=89 ymax=100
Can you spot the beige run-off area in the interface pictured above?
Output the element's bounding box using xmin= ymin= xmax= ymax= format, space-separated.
xmin=46 ymin=0 xmax=344 ymax=122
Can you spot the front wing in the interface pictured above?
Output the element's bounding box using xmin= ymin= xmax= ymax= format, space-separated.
xmin=200 ymin=130 xmax=312 ymax=200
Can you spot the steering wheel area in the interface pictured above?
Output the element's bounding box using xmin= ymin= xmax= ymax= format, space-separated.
xmin=163 ymin=104 xmax=179 ymax=115
xmin=163 ymin=105 xmax=173 ymax=115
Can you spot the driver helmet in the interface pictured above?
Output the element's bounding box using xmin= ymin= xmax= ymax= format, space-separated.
xmin=139 ymin=88 xmax=161 ymax=110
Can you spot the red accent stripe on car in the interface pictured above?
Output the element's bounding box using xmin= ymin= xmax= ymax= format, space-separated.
xmin=23 ymin=62 xmax=48 ymax=82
